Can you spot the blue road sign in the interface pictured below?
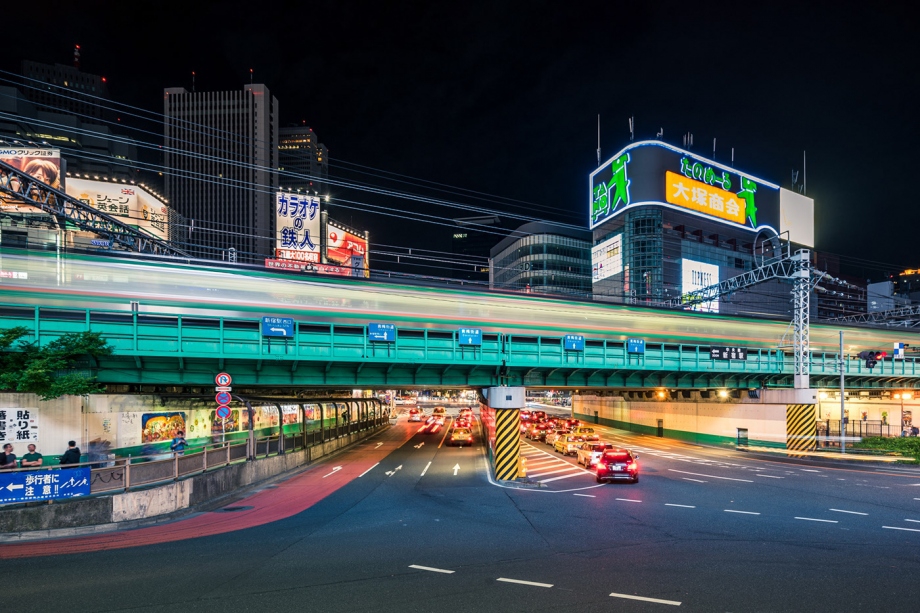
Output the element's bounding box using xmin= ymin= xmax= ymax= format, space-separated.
xmin=0 ymin=467 xmax=91 ymax=505
xmin=458 ymin=328 xmax=483 ymax=345
xmin=369 ymin=323 xmax=397 ymax=342
xmin=627 ymin=338 xmax=646 ymax=354
xmin=564 ymin=334 xmax=585 ymax=351
xmin=262 ymin=316 xmax=294 ymax=337
xmin=215 ymin=391 xmax=232 ymax=405
xmin=216 ymin=405 xmax=232 ymax=419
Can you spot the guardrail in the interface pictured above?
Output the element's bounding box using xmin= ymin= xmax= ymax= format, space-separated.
xmin=0 ymin=416 xmax=389 ymax=504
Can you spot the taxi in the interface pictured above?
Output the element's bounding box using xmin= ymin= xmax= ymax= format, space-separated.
xmin=572 ymin=426 xmax=600 ymax=441
xmin=544 ymin=428 xmax=569 ymax=446
xmin=408 ymin=408 xmax=422 ymax=422
xmin=449 ymin=427 xmax=473 ymax=446
xmin=575 ymin=442 xmax=616 ymax=467
xmin=553 ymin=435 xmax=585 ymax=456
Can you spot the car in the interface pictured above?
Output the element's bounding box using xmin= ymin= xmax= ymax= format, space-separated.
xmin=531 ymin=410 xmax=547 ymax=421
xmin=418 ymin=420 xmax=442 ymax=434
xmin=526 ymin=423 xmax=550 ymax=441
xmin=434 ymin=415 xmax=445 ymax=426
xmin=408 ymin=408 xmax=422 ymax=422
xmin=595 ymin=449 xmax=639 ymax=483
xmin=554 ymin=435 xmax=585 ymax=455
xmin=520 ymin=410 xmax=532 ymax=422
xmin=454 ymin=417 xmax=471 ymax=429
xmin=544 ymin=429 xmax=569 ymax=446
xmin=449 ymin=427 xmax=473 ymax=446
xmin=576 ymin=442 xmax=616 ymax=467
xmin=432 ymin=406 xmax=447 ymax=416
xmin=459 ymin=408 xmax=473 ymax=420
xmin=565 ymin=419 xmax=580 ymax=429
xmin=572 ymin=426 xmax=599 ymax=441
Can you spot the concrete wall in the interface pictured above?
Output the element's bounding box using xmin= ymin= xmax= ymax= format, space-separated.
xmin=0 ymin=425 xmax=384 ymax=536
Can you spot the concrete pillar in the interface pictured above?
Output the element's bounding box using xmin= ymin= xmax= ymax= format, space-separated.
xmin=485 ymin=386 xmax=525 ymax=481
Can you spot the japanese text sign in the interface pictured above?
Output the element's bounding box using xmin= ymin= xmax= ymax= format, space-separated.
xmin=275 ymin=192 xmax=320 ymax=259
xmin=458 ymin=328 xmax=483 ymax=345
xmin=710 ymin=346 xmax=748 ymax=361
xmin=0 ymin=467 xmax=90 ymax=504
xmin=368 ymin=323 xmax=396 ymax=342
xmin=0 ymin=408 xmax=38 ymax=447
xmin=564 ymin=335 xmax=585 ymax=351
xmin=261 ymin=316 xmax=294 ymax=337
xmin=627 ymin=338 xmax=646 ymax=354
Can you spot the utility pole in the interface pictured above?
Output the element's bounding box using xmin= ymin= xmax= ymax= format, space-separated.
xmin=840 ymin=331 xmax=846 ymax=453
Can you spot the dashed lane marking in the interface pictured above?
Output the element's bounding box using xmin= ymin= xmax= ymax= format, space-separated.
xmin=795 ymin=517 xmax=838 ymax=523
xmin=497 ymin=578 xmax=553 ymax=588
xmin=724 ymin=510 xmax=760 ymax=515
xmin=358 ymin=463 xmax=379 ymax=478
xmin=616 ymin=498 xmax=642 ymax=503
xmin=409 ymin=565 xmax=455 ymax=574
xmin=420 ymin=461 xmax=432 ymax=477
xmin=665 ymin=504 xmax=696 ymax=508
xmin=669 ymin=469 xmax=753 ymax=483
xmin=883 ymin=526 xmax=920 ymax=533
xmin=829 ymin=509 xmax=867 ymax=515
xmin=609 ymin=592 xmax=682 ymax=606
xmin=574 ymin=494 xmax=596 ymax=498
xmin=682 ymin=478 xmax=707 ymax=483
xmin=756 ymin=474 xmax=784 ymax=479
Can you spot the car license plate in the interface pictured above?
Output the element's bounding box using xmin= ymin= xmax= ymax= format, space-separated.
xmin=614 ymin=464 xmax=625 ymax=470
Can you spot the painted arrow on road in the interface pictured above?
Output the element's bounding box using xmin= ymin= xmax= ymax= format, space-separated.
xmin=375 ymin=442 xmax=383 ymax=448
xmin=452 ymin=464 xmax=460 ymax=476
xmin=414 ymin=442 xmax=425 ymax=449
xmin=322 ymin=466 xmax=342 ymax=478
xmin=385 ymin=465 xmax=403 ymax=476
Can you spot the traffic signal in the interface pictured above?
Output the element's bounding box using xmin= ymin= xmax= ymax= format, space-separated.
xmin=857 ymin=350 xmax=887 ymax=369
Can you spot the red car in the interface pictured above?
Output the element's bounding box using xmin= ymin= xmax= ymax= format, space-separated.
xmin=595 ymin=449 xmax=639 ymax=484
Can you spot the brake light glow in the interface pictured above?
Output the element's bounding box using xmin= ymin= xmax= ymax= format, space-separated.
xmin=627 ymin=462 xmax=638 ymax=470
xmin=597 ymin=463 xmax=606 ymax=470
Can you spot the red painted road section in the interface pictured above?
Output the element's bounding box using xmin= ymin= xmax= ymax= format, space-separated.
xmin=0 ymin=423 xmax=415 ymax=559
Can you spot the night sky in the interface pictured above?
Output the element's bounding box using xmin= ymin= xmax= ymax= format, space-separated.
xmin=2 ymin=1 xmax=916 ymax=277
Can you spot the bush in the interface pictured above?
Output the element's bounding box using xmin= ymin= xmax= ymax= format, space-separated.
xmin=853 ymin=436 xmax=920 ymax=460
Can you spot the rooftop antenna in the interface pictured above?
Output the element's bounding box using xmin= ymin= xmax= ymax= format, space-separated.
xmin=656 ymin=127 xmax=663 ymax=139
xmin=683 ymin=132 xmax=693 ymax=149
xmin=596 ymin=114 xmax=601 ymax=166
xmin=192 ymin=71 xmax=196 ymax=93
xmin=629 ymin=116 xmax=634 ymax=142
xmin=803 ymin=150 xmax=807 ymax=196
xmin=731 ymin=147 xmax=734 ymax=168
xmin=249 ymin=68 xmax=254 ymax=84
xmin=713 ymin=137 xmax=716 ymax=160
xmin=74 ymin=45 xmax=80 ymax=69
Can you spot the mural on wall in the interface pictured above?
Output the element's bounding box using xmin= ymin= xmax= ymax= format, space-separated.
xmin=210 ymin=410 xmax=240 ymax=435
xmin=141 ymin=413 xmax=187 ymax=443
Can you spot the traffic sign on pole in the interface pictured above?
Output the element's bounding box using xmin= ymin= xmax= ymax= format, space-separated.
xmin=216 ymin=405 xmax=232 ymax=419
xmin=215 ymin=391 xmax=232 ymax=405
xmin=215 ymin=386 xmax=232 ymax=392
xmin=215 ymin=372 xmax=232 ymax=386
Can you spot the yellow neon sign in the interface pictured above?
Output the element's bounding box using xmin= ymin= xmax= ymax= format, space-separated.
xmin=665 ymin=171 xmax=746 ymax=226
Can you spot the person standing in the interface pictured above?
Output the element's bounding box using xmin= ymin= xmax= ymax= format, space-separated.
xmin=170 ymin=430 xmax=187 ymax=455
xmin=1 ymin=443 xmax=16 ymax=469
xmin=20 ymin=444 xmax=43 ymax=468
xmin=59 ymin=441 xmax=81 ymax=465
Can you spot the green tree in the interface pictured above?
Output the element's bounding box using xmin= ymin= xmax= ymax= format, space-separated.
xmin=0 ymin=327 xmax=113 ymax=400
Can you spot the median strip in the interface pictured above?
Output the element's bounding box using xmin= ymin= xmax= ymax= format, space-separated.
xmin=610 ymin=592 xmax=682 ymax=606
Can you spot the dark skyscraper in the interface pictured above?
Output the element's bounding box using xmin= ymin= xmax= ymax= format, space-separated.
xmin=278 ymin=125 xmax=328 ymax=194
xmin=164 ymin=84 xmax=278 ymax=261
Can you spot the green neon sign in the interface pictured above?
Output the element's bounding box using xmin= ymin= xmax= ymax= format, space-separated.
xmin=680 ymin=157 xmax=760 ymax=227
xmin=592 ymin=152 xmax=631 ymax=225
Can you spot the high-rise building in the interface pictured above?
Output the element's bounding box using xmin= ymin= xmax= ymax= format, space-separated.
xmin=490 ymin=221 xmax=592 ymax=297
xmin=21 ymin=59 xmax=110 ymax=120
xmin=164 ymin=84 xmax=279 ymax=262
xmin=278 ymin=125 xmax=328 ymax=194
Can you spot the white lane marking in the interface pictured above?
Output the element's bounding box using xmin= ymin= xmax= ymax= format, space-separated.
xmin=529 ymin=467 xmax=581 ymax=478
xmin=420 ymin=461 xmax=432 ymax=477
xmin=616 ymin=498 xmax=642 ymax=503
xmin=665 ymin=504 xmax=696 ymax=508
xmin=574 ymin=493 xmax=596 ymax=498
xmin=669 ymin=469 xmax=753 ymax=483
xmin=409 ymin=565 xmax=455 ymax=574
xmin=829 ymin=509 xmax=868 ymax=515
xmin=915 ymin=498 xmax=920 ymax=501
xmin=609 ymin=592 xmax=682 ymax=606
xmin=375 ymin=442 xmax=383 ymax=448
xmin=724 ymin=510 xmax=760 ymax=515
xmin=905 ymin=519 xmax=920 ymax=523
xmin=884 ymin=526 xmax=920 ymax=533
xmin=452 ymin=463 xmax=460 ymax=476
xmin=524 ymin=460 xmax=562 ymax=469
xmin=358 ymin=463 xmax=379 ymax=478
xmin=795 ymin=517 xmax=838 ymax=523
xmin=682 ymin=478 xmax=707 ymax=483
xmin=322 ymin=466 xmax=343 ymax=478
xmin=756 ymin=474 xmax=784 ymax=479
xmin=800 ymin=469 xmax=821 ymax=473
xmin=497 ymin=578 xmax=553 ymax=588
xmin=540 ymin=472 xmax=590 ymax=483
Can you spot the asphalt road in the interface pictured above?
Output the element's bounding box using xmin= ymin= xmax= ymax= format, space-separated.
xmin=3 ymin=413 xmax=920 ymax=612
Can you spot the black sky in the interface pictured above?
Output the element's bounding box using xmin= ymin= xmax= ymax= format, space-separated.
xmin=2 ymin=1 xmax=917 ymax=276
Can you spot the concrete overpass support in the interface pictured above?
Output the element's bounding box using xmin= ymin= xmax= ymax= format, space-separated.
xmin=482 ymin=387 xmax=525 ymax=481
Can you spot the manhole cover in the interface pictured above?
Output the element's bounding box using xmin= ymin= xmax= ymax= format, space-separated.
xmin=214 ymin=505 xmax=253 ymax=513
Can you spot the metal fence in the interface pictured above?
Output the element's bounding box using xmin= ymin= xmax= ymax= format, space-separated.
xmin=2 ymin=416 xmax=389 ymax=503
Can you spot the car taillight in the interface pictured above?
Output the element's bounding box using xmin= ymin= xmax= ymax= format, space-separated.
xmin=597 ymin=463 xmax=606 ymax=470
xmin=628 ymin=462 xmax=638 ymax=470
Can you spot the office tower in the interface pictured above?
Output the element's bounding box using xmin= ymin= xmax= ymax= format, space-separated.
xmin=164 ymin=84 xmax=278 ymax=261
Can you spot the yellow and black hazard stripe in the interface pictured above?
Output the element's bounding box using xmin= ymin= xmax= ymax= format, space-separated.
xmin=494 ymin=409 xmax=521 ymax=480
xmin=786 ymin=404 xmax=816 ymax=455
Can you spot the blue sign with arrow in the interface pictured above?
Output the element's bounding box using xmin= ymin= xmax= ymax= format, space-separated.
xmin=564 ymin=334 xmax=585 ymax=351
xmin=458 ymin=328 xmax=482 ymax=345
xmin=262 ymin=316 xmax=294 ymax=337
xmin=0 ymin=467 xmax=91 ymax=505
xmin=368 ymin=323 xmax=396 ymax=342
xmin=627 ymin=338 xmax=646 ymax=354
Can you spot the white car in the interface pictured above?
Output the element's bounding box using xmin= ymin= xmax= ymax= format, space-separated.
xmin=544 ymin=429 xmax=570 ymax=446
xmin=576 ymin=442 xmax=616 ymax=467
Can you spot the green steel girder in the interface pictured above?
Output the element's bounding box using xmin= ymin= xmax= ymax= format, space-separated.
xmin=3 ymin=302 xmax=920 ymax=390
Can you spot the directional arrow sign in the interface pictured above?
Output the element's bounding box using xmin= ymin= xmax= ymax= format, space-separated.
xmin=215 ymin=372 xmax=232 ymax=386
xmin=375 ymin=442 xmax=383 ymax=449
xmin=385 ymin=465 xmax=403 ymax=476
xmin=452 ymin=464 xmax=460 ymax=476
xmin=262 ymin=316 xmax=294 ymax=337
xmin=6 ymin=483 xmax=23 ymax=491
xmin=414 ymin=442 xmax=425 ymax=449
xmin=322 ymin=466 xmax=342 ymax=479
